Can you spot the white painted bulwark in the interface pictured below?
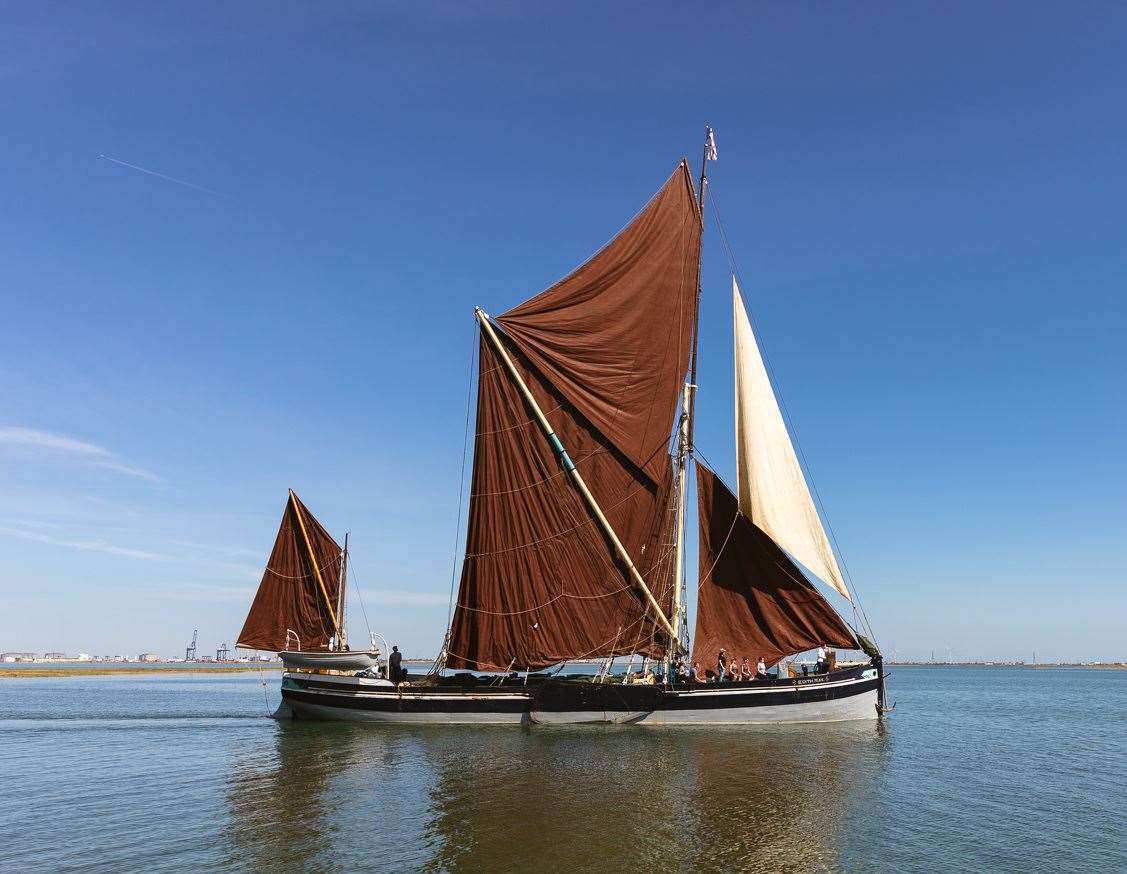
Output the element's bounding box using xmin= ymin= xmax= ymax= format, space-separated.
xmin=639 ymin=688 xmax=878 ymax=725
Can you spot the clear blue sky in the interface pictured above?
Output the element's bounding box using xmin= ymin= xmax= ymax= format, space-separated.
xmin=2 ymin=3 xmax=1123 ymax=662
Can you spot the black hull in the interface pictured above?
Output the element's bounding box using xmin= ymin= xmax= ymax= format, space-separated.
xmin=279 ymin=664 xmax=881 ymax=725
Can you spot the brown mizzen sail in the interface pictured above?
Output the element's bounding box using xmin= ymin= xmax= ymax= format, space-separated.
xmin=237 ymin=491 xmax=343 ymax=652
xmin=693 ymin=463 xmax=856 ymax=671
xmin=447 ymin=163 xmax=700 ymax=671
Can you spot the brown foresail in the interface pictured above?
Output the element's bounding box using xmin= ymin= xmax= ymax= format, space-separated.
xmin=497 ymin=162 xmax=701 ymax=479
xmin=446 ymin=330 xmax=677 ymax=671
xmin=693 ymin=463 xmax=856 ymax=671
xmin=237 ymin=492 xmax=343 ymax=652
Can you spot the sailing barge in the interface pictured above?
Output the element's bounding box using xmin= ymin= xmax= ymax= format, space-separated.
xmin=237 ymin=133 xmax=887 ymax=725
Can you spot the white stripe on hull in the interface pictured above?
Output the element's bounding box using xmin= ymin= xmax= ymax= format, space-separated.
xmin=287 ymin=698 xmax=528 ymax=725
xmin=639 ymin=688 xmax=878 ymax=725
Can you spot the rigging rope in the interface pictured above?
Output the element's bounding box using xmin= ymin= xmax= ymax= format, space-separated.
xmin=262 ymin=557 xmax=340 ymax=580
xmin=468 ymin=447 xmax=608 ymax=498
xmin=443 ymin=608 xmax=657 ymax=674
xmin=706 ymin=185 xmax=878 ymax=644
xmin=462 ymin=477 xmax=657 ymax=558
xmin=455 ymin=537 xmax=678 ymax=617
xmin=443 ymin=325 xmax=479 ymax=636
xmin=339 ymin=560 xmax=374 ymax=642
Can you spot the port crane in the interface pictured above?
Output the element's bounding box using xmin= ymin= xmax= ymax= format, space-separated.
xmin=185 ymin=629 xmax=198 ymax=662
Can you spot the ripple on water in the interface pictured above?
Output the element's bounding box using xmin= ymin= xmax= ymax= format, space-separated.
xmin=0 ymin=667 xmax=1124 ymax=873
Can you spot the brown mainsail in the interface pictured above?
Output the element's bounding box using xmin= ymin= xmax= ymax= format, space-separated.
xmin=446 ymin=164 xmax=700 ymax=671
xmin=693 ymin=463 xmax=856 ymax=670
xmin=237 ymin=491 xmax=343 ymax=652
xmin=497 ymin=163 xmax=701 ymax=477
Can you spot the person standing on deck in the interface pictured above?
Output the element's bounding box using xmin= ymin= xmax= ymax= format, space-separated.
xmin=389 ymin=646 xmax=402 ymax=683
xmin=817 ymin=644 xmax=828 ymax=674
xmin=716 ymin=648 xmax=728 ymax=682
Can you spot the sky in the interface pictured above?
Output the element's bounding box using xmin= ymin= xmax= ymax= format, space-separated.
xmin=1 ymin=2 xmax=1124 ymax=662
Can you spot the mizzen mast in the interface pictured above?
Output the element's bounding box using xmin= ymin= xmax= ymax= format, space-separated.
xmin=336 ymin=532 xmax=350 ymax=650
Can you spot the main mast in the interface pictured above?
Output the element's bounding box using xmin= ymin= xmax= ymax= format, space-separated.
xmin=669 ymin=127 xmax=713 ymax=668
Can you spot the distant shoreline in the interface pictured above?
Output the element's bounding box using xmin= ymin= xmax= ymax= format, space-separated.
xmin=0 ymin=665 xmax=283 ymax=679
xmin=888 ymin=662 xmax=1126 ymax=669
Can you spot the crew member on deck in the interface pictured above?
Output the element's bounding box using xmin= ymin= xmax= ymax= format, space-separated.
xmin=728 ymin=656 xmax=740 ymax=682
xmin=756 ymin=656 xmax=768 ymax=680
xmin=716 ymin=648 xmax=728 ymax=682
xmin=389 ymin=645 xmax=403 ymax=683
xmin=691 ymin=662 xmax=706 ymax=683
xmin=740 ymin=656 xmax=752 ymax=681
xmin=817 ymin=644 xmax=828 ymax=674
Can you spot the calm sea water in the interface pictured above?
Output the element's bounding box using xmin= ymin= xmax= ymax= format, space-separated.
xmin=1 ymin=667 xmax=1123 ymax=873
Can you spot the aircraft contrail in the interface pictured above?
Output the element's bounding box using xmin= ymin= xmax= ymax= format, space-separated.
xmin=97 ymin=153 xmax=229 ymax=198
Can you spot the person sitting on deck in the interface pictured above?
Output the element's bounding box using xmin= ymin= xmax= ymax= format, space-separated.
xmin=692 ymin=662 xmax=707 ymax=684
xmin=728 ymin=656 xmax=740 ymax=682
xmin=756 ymin=656 xmax=768 ymax=680
xmin=716 ymin=649 xmax=728 ymax=683
xmin=739 ymin=656 xmax=752 ymax=681
xmin=676 ymin=661 xmax=690 ymax=683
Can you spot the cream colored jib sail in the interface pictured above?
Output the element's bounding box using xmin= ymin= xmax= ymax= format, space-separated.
xmin=732 ymin=277 xmax=851 ymax=601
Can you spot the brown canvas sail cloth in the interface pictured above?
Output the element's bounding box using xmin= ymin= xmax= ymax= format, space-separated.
xmin=496 ymin=163 xmax=701 ymax=477
xmin=693 ymin=464 xmax=856 ymax=670
xmin=237 ymin=493 xmax=342 ymax=652
xmin=447 ymin=165 xmax=700 ymax=671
